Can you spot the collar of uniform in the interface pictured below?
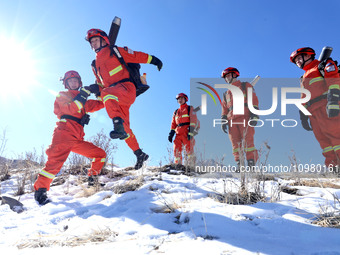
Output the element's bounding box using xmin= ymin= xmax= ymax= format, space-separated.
xmin=231 ymin=79 xmax=242 ymax=87
xmin=179 ymin=103 xmax=188 ymax=110
xmin=303 ymin=59 xmax=319 ymax=71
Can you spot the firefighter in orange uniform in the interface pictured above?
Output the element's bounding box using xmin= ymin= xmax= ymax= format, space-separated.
xmin=221 ymin=67 xmax=259 ymax=170
xmin=34 ymin=71 xmax=106 ymax=205
xmin=290 ymin=47 xmax=340 ymax=169
xmin=168 ymin=93 xmax=199 ymax=165
xmin=85 ymin=29 xmax=162 ymax=170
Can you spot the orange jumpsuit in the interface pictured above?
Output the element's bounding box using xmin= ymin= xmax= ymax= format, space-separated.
xmin=301 ymin=59 xmax=340 ymax=166
xmin=170 ymin=104 xmax=199 ymax=164
xmin=34 ymin=90 xmax=106 ymax=191
xmin=92 ymin=46 xmax=152 ymax=152
xmin=222 ymin=80 xmax=259 ymax=162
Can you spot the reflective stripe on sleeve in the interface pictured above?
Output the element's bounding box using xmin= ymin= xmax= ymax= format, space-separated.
xmin=329 ymin=84 xmax=340 ymax=90
xmin=109 ymin=65 xmax=123 ymax=76
xmin=309 ymin=76 xmax=324 ymax=86
xmin=147 ymin=55 xmax=152 ymax=64
xmin=74 ymin=100 xmax=83 ymax=111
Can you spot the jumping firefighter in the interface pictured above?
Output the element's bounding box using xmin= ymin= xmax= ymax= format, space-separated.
xmin=290 ymin=47 xmax=340 ymax=170
xmin=221 ymin=67 xmax=259 ymax=171
xmin=85 ymin=28 xmax=163 ymax=170
xmin=168 ymin=93 xmax=200 ymax=166
xmin=34 ymin=71 xmax=106 ymax=205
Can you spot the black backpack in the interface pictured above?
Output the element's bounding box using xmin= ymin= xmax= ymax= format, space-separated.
xmin=110 ymin=46 xmax=150 ymax=97
xmin=91 ymin=46 xmax=150 ymax=97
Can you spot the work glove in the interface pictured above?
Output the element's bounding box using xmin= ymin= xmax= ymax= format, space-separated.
xmin=84 ymin=84 xmax=100 ymax=97
xmin=73 ymin=87 xmax=91 ymax=105
xmin=150 ymin=56 xmax=163 ymax=71
xmin=168 ymin=130 xmax=175 ymax=143
xmin=299 ymin=110 xmax=312 ymax=131
xmin=221 ymin=115 xmax=228 ymax=134
xmin=326 ymin=88 xmax=340 ymax=118
xmin=248 ymin=114 xmax=259 ymax=127
xmin=187 ymin=126 xmax=195 ymax=140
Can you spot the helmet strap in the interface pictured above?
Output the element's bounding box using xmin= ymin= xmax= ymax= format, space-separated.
xmin=94 ymin=38 xmax=108 ymax=53
xmin=299 ymin=54 xmax=313 ymax=69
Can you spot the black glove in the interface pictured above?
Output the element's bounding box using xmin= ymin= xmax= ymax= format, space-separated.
xmin=84 ymin=84 xmax=100 ymax=97
xmin=248 ymin=114 xmax=259 ymax=127
xmin=168 ymin=130 xmax=175 ymax=143
xmin=299 ymin=110 xmax=312 ymax=131
xmin=326 ymin=88 xmax=340 ymax=118
xmin=73 ymin=87 xmax=91 ymax=105
xmin=221 ymin=115 xmax=228 ymax=134
xmin=187 ymin=126 xmax=194 ymax=140
xmin=150 ymin=56 xmax=163 ymax=71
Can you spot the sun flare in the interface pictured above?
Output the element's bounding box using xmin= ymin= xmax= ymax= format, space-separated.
xmin=0 ymin=37 xmax=38 ymax=99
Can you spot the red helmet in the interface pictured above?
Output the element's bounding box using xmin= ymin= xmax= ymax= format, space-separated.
xmin=85 ymin=28 xmax=110 ymax=45
xmin=61 ymin=70 xmax=82 ymax=89
xmin=290 ymin=47 xmax=315 ymax=63
xmin=176 ymin=93 xmax=188 ymax=102
xmin=221 ymin=67 xmax=240 ymax=78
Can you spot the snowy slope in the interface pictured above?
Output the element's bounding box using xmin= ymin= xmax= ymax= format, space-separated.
xmin=1 ymin=167 xmax=340 ymax=255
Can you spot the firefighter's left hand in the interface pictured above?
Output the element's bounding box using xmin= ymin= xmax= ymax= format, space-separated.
xmin=249 ymin=114 xmax=259 ymax=126
xmin=150 ymin=56 xmax=163 ymax=71
xmin=84 ymin=84 xmax=100 ymax=95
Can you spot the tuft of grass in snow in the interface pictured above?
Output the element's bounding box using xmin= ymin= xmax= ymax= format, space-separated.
xmin=17 ymin=227 xmax=118 ymax=249
xmin=112 ymin=175 xmax=144 ymax=194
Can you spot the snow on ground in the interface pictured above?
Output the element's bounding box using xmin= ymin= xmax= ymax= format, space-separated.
xmin=1 ymin=167 xmax=340 ymax=255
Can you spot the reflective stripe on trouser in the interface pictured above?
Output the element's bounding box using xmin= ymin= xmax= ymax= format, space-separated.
xmin=173 ymin=132 xmax=195 ymax=164
xmin=228 ymin=118 xmax=258 ymax=162
xmin=101 ymin=82 xmax=140 ymax=152
xmin=309 ymin=103 xmax=340 ymax=166
xmin=34 ymin=134 xmax=106 ymax=191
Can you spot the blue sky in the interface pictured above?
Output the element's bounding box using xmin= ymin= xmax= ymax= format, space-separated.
xmin=0 ymin=0 xmax=339 ymax=168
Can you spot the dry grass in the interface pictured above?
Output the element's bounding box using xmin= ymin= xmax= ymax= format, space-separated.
xmin=17 ymin=228 xmax=118 ymax=249
xmin=313 ymin=215 xmax=340 ymax=228
xmin=112 ymin=175 xmax=144 ymax=194
xmin=208 ymin=189 xmax=265 ymax=205
xmin=292 ymin=179 xmax=340 ymax=189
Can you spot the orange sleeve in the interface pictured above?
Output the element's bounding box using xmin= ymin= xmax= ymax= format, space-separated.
xmin=170 ymin=110 xmax=177 ymax=130
xmin=221 ymin=91 xmax=229 ymax=116
xmin=84 ymin=99 xmax=104 ymax=113
xmin=118 ymin=46 xmax=152 ymax=64
xmin=323 ymin=59 xmax=340 ymax=90
xmin=189 ymin=106 xmax=199 ymax=130
xmin=53 ymin=92 xmax=83 ymax=118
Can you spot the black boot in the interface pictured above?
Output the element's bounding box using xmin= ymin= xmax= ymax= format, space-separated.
xmin=248 ymin=159 xmax=255 ymax=171
xmin=134 ymin=149 xmax=149 ymax=170
xmin=236 ymin=160 xmax=240 ymax=173
xmin=110 ymin=117 xmax=128 ymax=140
xmin=34 ymin=188 xmax=51 ymax=205
xmin=88 ymin=175 xmax=105 ymax=187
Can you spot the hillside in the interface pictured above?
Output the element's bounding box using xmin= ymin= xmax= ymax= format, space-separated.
xmin=1 ymin=166 xmax=340 ymax=254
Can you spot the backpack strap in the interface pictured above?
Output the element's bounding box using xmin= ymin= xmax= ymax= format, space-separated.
xmin=91 ymin=60 xmax=97 ymax=74
xmin=110 ymin=46 xmax=136 ymax=84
